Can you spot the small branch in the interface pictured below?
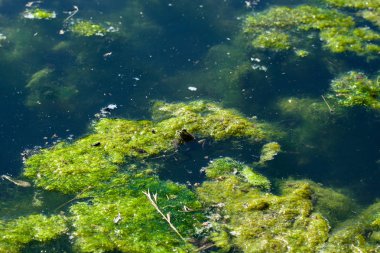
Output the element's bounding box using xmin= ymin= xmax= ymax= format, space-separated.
xmin=143 ymin=189 xmax=186 ymax=242
xmin=321 ymin=95 xmax=334 ymax=114
xmin=64 ymin=5 xmax=79 ymax=22
xmin=54 ymin=186 xmax=91 ymax=211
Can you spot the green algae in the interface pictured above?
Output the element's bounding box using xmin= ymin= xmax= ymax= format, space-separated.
xmin=324 ymin=0 xmax=380 ymax=9
xmin=280 ymin=180 xmax=358 ymax=227
xmin=70 ymin=20 xmax=108 ymax=37
xmin=0 ymin=214 xmax=67 ymax=253
xmin=328 ymin=71 xmax=380 ymax=110
xmin=24 ymin=101 xmax=273 ymax=194
xmin=23 ymin=8 xmax=56 ymax=20
xmin=257 ymin=142 xmax=281 ymax=166
xmin=25 ymin=67 xmax=78 ymax=109
xmin=244 ymin=5 xmax=380 ymax=57
xmin=70 ymin=173 xmax=202 ymax=253
xmin=204 ymin=158 xmax=271 ymax=190
xmin=322 ymin=201 xmax=380 ymax=252
xmin=197 ymin=158 xmax=330 ymax=253
xmin=360 ymin=9 xmax=380 ymax=28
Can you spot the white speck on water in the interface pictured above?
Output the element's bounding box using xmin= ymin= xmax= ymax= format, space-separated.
xmin=188 ymin=86 xmax=197 ymax=91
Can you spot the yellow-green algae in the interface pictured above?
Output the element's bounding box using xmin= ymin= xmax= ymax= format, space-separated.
xmin=324 ymin=0 xmax=380 ymax=9
xmin=360 ymin=9 xmax=380 ymax=28
xmin=24 ymin=100 xmax=273 ymax=194
xmin=70 ymin=20 xmax=107 ymax=37
xmin=328 ymin=71 xmax=380 ymax=110
xmin=257 ymin=142 xmax=281 ymax=166
xmin=322 ymin=201 xmax=380 ymax=252
xmin=197 ymin=158 xmax=330 ymax=253
xmin=280 ymin=180 xmax=358 ymax=227
xmin=69 ymin=172 xmax=202 ymax=253
xmin=244 ymin=5 xmax=380 ymax=57
xmin=0 ymin=214 xmax=67 ymax=253
xmin=23 ymin=8 xmax=56 ymax=20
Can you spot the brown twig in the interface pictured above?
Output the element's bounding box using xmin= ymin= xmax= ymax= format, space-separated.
xmin=143 ymin=189 xmax=186 ymax=242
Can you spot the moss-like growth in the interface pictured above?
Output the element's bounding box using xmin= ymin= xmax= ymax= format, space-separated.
xmin=252 ymin=31 xmax=291 ymax=51
xmin=0 ymin=214 xmax=67 ymax=252
xmin=360 ymin=9 xmax=380 ymax=28
xmin=70 ymin=173 xmax=202 ymax=253
xmin=257 ymin=142 xmax=281 ymax=166
xmin=23 ymin=8 xmax=56 ymax=20
xmin=324 ymin=0 xmax=380 ymax=9
xmin=204 ymin=158 xmax=271 ymax=190
xmin=197 ymin=159 xmax=330 ymax=253
xmin=280 ymin=180 xmax=358 ymax=227
xmin=322 ymin=201 xmax=380 ymax=252
xmin=24 ymin=101 xmax=274 ymax=194
xmin=70 ymin=20 xmax=107 ymax=37
xmin=328 ymin=71 xmax=380 ymax=110
xmin=295 ymin=49 xmax=310 ymax=57
xmin=244 ymin=5 xmax=380 ymax=57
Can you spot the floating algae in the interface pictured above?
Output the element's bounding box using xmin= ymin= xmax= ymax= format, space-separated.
xmin=328 ymin=71 xmax=380 ymax=110
xmin=24 ymin=100 xmax=274 ymax=194
xmin=23 ymin=8 xmax=56 ymax=20
xmin=70 ymin=20 xmax=108 ymax=37
xmin=0 ymin=214 xmax=67 ymax=253
xmin=244 ymin=5 xmax=380 ymax=58
xmin=197 ymin=158 xmax=330 ymax=253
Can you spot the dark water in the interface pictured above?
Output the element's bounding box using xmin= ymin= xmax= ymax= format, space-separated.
xmin=0 ymin=0 xmax=380 ymax=249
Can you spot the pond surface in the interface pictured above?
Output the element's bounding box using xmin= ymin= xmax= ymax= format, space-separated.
xmin=0 ymin=0 xmax=379 ymax=252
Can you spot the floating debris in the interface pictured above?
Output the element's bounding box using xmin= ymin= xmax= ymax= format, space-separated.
xmin=1 ymin=175 xmax=31 ymax=187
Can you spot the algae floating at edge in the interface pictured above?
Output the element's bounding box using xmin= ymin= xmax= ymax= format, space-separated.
xmin=0 ymin=214 xmax=67 ymax=253
xmin=243 ymin=5 xmax=380 ymax=58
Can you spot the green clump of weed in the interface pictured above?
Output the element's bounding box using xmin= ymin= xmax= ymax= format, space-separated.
xmin=244 ymin=5 xmax=380 ymax=58
xmin=197 ymin=158 xmax=330 ymax=253
xmin=328 ymin=71 xmax=380 ymax=110
xmin=0 ymin=214 xmax=67 ymax=252
xmin=70 ymin=20 xmax=107 ymax=37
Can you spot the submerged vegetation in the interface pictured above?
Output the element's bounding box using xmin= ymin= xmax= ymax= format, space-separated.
xmin=1 ymin=0 xmax=380 ymax=252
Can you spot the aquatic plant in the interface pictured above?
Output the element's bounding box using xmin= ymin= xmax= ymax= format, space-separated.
xmin=70 ymin=20 xmax=107 ymax=37
xmin=70 ymin=173 xmax=202 ymax=253
xmin=0 ymin=214 xmax=67 ymax=252
xmin=25 ymin=67 xmax=78 ymax=109
xmin=244 ymin=5 xmax=380 ymax=57
xmin=197 ymin=158 xmax=330 ymax=252
xmin=23 ymin=8 xmax=56 ymax=20
xmin=280 ymin=180 xmax=358 ymax=227
xmin=257 ymin=141 xmax=281 ymax=166
xmin=204 ymin=158 xmax=271 ymax=190
xmin=24 ymin=100 xmax=275 ymax=194
xmin=360 ymin=9 xmax=380 ymax=28
xmin=324 ymin=0 xmax=380 ymax=9
xmin=322 ymin=201 xmax=380 ymax=252
xmin=328 ymin=71 xmax=380 ymax=110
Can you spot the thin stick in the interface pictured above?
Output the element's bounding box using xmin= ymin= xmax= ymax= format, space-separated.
xmin=54 ymin=186 xmax=91 ymax=211
xmin=143 ymin=189 xmax=186 ymax=242
xmin=64 ymin=5 xmax=79 ymax=22
xmin=321 ymin=95 xmax=334 ymax=113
